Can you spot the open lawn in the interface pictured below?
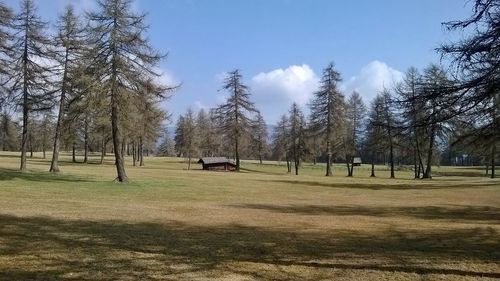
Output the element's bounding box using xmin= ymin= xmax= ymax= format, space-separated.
xmin=0 ymin=151 xmax=499 ymax=280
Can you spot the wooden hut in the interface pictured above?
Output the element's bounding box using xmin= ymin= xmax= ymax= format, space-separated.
xmin=353 ymin=157 xmax=362 ymax=166
xmin=198 ymin=157 xmax=237 ymax=171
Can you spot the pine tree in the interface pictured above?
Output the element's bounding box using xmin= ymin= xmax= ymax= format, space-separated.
xmin=345 ymin=91 xmax=366 ymax=177
xmin=10 ymin=0 xmax=55 ymax=171
xmin=289 ymin=103 xmax=307 ymax=175
xmin=272 ymin=114 xmax=291 ymax=172
xmin=50 ymin=4 xmax=86 ymax=172
xmin=309 ymin=63 xmax=345 ymax=176
xmin=174 ymin=109 xmax=198 ymax=170
xmin=0 ymin=1 xmax=12 ymax=102
xmin=251 ymin=112 xmax=268 ymax=164
xmin=439 ymin=0 xmax=499 ymax=178
xmin=215 ymin=70 xmax=259 ymax=171
xmin=88 ymin=0 xmax=171 ymax=182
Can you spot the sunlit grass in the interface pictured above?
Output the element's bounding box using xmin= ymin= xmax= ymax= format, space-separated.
xmin=0 ymin=151 xmax=498 ymax=280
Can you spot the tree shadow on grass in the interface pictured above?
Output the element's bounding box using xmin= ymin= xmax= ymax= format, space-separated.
xmin=0 ymin=214 xmax=498 ymax=280
xmin=0 ymin=169 xmax=91 ymax=182
xmin=227 ymin=203 xmax=500 ymax=224
xmin=262 ymin=179 xmax=498 ymax=190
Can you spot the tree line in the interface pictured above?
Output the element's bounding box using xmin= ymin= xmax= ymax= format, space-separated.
xmin=0 ymin=0 xmax=498 ymax=180
xmin=0 ymin=0 xmax=175 ymax=182
xmin=169 ymin=0 xmax=498 ymax=179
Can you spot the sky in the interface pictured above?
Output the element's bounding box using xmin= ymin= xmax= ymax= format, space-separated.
xmin=5 ymin=0 xmax=473 ymax=125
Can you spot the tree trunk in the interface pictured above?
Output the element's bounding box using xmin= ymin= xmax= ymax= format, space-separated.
xmin=72 ymin=141 xmax=76 ymax=163
xmin=132 ymin=141 xmax=136 ymax=166
xmin=235 ymin=138 xmax=240 ymax=171
xmin=423 ymin=125 xmax=436 ymax=179
xmin=326 ymin=140 xmax=332 ymax=176
xmin=83 ymin=120 xmax=88 ymax=164
xmin=294 ymin=156 xmax=299 ymax=175
xmin=370 ymin=153 xmax=376 ymax=177
xmin=387 ymin=123 xmax=395 ymax=179
xmin=100 ymin=136 xmax=105 ymax=165
xmin=286 ymin=153 xmax=291 ymax=173
xmin=50 ymin=48 xmax=69 ymax=173
xmin=20 ymin=29 xmax=29 ymax=172
xmin=111 ymin=71 xmax=128 ymax=182
xmin=492 ymin=143 xmax=496 ymax=179
xmin=188 ymin=155 xmax=191 ymax=170
xmin=139 ymin=136 xmax=144 ymax=167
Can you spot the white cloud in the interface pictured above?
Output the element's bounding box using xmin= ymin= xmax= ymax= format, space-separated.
xmin=251 ymin=64 xmax=319 ymax=106
xmin=194 ymin=100 xmax=209 ymax=111
xmin=342 ymin=60 xmax=403 ymax=102
xmin=154 ymin=67 xmax=179 ymax=88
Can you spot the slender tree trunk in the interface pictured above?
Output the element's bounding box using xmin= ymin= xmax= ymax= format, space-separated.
xmin=139 ymin=136 xmax=144 ymax=166
xmin=387 ymin=124 xmax=395 ymax=179
xmin=235 ymin=137 xmax=240 ymax=171
xmin=326 ymin=140 xmax=332 ymax=176
xmin=132 ymin=141 xmax=136 ymax=166
xmin=110 ymin=40 xmax=128 ymax=182
xmin=83 ymin=120 xmax=88 ymax=164
xmin=50 ymin=48 xmax=69 ymax=173
xmin=286 ymin=152 xmax=291 ymax=173
xmin=188 ymin=154 xmax=191 ymax=170
xmin=413 ymin=148 xmax=418 ymax=179
xmin=492 ymin=143 xmax=496 ymax=179
xmin=20 ymin=27 xmax=29 ymax=172
xmin=100 ymin=135 xmax=105 ymax=165
xmin=72 ymin=141 xmax=76 ymax=163
xmin=346 ymin=158 xmax=352 ymax=177
xmin=370 ymin=153 xmax=376 ymax=177
xmin=423 ymin=125 xmax=436 ymax=179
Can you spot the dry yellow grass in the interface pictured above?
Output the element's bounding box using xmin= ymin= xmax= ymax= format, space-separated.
xmin=0 ymin=151 xmax=499 ymax=280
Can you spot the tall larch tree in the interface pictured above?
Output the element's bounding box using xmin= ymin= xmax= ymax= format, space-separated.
xmin=88 ymin=0 xmax=170 ymax=182
xmin=50 ymin=4 xmax=86 ymax=172
xmin=251 ymin=112 xmax=268 ymax=164
xmin=272 ymin=114 xmax=291 ymax=173
xmin=10 ymin=0 xmax=55 ymax=171
xmin=289 ymin=102 xmax=307 ymax=175
xmin=309 ymin=63 xmax=345 ymax=176
xmin=0 ymin=1 xmax=12 ymax=105
xmin=439 ymin=0 xmax=499 ymax=178
xmin=215 ymin=70 xmax=259 ymax=171
xmin=345 ymin=91 xmax=366 ymax=177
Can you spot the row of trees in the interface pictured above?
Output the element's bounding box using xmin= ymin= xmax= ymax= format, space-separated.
xmin=0 ymin=0 xmax=175 ymax=182
xmin=0 ymin=0 xmax=497 ymax=180
xmin=170 ymin=0 xmax=499 ymax=179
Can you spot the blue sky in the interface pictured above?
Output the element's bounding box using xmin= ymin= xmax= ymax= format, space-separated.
xmin=5 ymin=0 xmax=472 ymax=124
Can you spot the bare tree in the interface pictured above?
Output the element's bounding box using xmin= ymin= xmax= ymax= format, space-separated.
xmin=272 ymin=114 xmax=291 ymax=173
xmin=439 ymin=0 xmax=499 ymax=178
xmin=9 ymin=0 xmax=55 ymax=171
xmin=215 ymin=70 xmax=259 ymax=171
xmin=289 ymin=102 xmax=307 ymax=175
xmin=345 ymin=91 xmax=366 ymax=177
xmin=174 ymin=109 xmax=197 ymax=170
xmin=251 ymin=112 xmax=268 ymax=164
xmin=309 ymin=63 xmax=345 ymax=176
xmin=88 ymin=0 xmax=172 ymax=182
xmin=49 ymin=5 xmax=86 ymax=172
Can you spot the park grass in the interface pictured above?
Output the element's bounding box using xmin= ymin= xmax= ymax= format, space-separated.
xmin=0 ymin=151 xmax=499 ymax=280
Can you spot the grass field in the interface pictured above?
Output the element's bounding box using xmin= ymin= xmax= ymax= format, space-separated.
xmin=0 ymin=151 xmax=499 ymax=280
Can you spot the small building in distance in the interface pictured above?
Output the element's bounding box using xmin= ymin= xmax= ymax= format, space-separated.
xmin=353 ymin=157 xmax=362 ymax=166
xmin=198 ymin=157 xmax=237 ymax=171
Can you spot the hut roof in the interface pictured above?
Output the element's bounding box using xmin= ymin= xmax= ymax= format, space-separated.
xmin=197 ymin=157 xmax=235 ymax=165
